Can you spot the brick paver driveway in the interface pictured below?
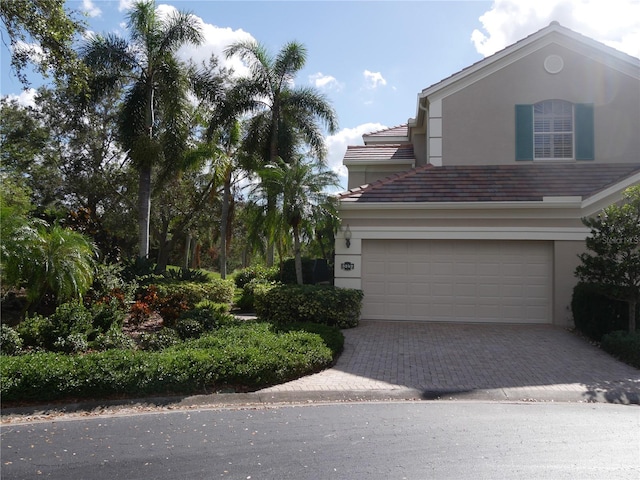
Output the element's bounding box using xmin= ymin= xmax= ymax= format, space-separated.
xmin=260 ymin=321 xmax=640 ymax=403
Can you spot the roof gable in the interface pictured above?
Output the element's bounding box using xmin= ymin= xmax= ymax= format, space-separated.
xmin=363 ymin=125 xmax=409 ymax=144
xmin=410 ymin=22 xmax=640 ymax=128
xmin=343 ymin=144 xmax=415 ymax=164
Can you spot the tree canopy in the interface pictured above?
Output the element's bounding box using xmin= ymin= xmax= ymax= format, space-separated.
xmin=576 ymin=186 xmax=640 ymax=332
xmin=1 ymin=0 xmax=88 ymax=90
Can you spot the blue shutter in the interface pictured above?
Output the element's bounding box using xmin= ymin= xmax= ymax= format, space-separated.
xmin=515 ymin=104 xmax=533 ymax=160
xmin=575 ymin=103 xmax=594 ymax=160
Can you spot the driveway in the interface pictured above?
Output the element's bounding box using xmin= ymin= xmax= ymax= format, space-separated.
xmin=260 ymin=321 xmax=640 ymax=403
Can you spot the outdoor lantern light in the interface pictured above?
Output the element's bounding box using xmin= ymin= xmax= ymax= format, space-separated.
xmin=344 ymin=224 xmax=352 ymax=248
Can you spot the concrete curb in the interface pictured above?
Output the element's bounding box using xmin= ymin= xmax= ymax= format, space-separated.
xmin=2 ymin=386 xmax=638 ymax=423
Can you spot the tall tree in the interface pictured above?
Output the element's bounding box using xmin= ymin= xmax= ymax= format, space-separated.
xmin=223 ymin=40 xmax=338 ymax=266
xmin=576 ymin=186 xmax=640 ymax=333
xmin=254 ymin=156 xmax=339 ymax=285
xmin=81 ymin=0 xmax=203 ymax=258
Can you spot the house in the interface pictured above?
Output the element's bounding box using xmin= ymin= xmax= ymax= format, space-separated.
xmin=334 ymin=22 xmax=640 ymax=326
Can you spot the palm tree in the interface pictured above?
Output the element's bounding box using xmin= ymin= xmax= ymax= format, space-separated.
xmin=254 ymin=156 xmax=340 ymax=285
xmin=81 ymin=0 xmax=203 ymax=258
xmin=2 ymin=211 xmax=96 ymax=310
xmin=222 ymin=40 xmax=338 ymax=266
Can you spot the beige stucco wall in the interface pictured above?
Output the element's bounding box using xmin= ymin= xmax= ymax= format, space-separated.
xmin=439 ymin=43 xmax=640 ymax=166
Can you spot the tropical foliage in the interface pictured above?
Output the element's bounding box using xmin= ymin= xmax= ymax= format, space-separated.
xmin=576 ymin=186 xmax=640 ymax=333
xmin=81 ymin=0 xmax=203 ymax=259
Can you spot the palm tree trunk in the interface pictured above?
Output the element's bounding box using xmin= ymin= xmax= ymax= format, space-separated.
xmin=137 ymin=164 xmax=152 ymax=258
xmin=219 ymin=170 xmax=231 ymax=279
xmin=265 ymin=101 xmax=280 ymax=268
xmin=155 ymin=216 xmax=171 ymax=274
xmin=183 ymin=232 xmax=192 ymax=269
xmin=293 ymin=225 xmax=303 ymax=285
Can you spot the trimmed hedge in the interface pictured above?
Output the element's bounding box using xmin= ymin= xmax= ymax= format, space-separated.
xmin=255 ymin=284 xmax=364 ymax=328
xmin=233 ymin=265 xmax=279 ymax=288
xmin=571 ymin=282 xmax=636 ymax=341
xmin=601 ymin=331 xmax=640 ymax=369
xmin=153 ymin=279 xmax=235 ymax=306
xmin=0 ymin=322 xmax=342 ymax=403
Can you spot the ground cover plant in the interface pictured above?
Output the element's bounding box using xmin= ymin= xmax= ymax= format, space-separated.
xmin=0 ymin=257 xmax=346 ymax=406
xmin=0 ymin=321 xmax=341 ymax=403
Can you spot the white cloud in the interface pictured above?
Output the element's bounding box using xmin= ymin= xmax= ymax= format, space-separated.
xmin=82 ymin=0 xmax=101 ymax=18
xmin=363 ymin=70 xmax=387 ymax=89
xmin=325 ymin=122 xmax=387 ymax=190
xmin=112 ymin=4 xmax=255 ymax=77
xmin=4 ymin=88 xmax=38 ymax=108
xmin=176 ymin=12 xmax=255 ymax=77
xmin=309 ymin=72 xmax=342 ymax=91
xmin=12 ymin=41 xmax=45 ymax=65
xmin=118 ymin=0 xmax=134 ymax=12
xmin=472 ymin=0 xmax=640 ymax=59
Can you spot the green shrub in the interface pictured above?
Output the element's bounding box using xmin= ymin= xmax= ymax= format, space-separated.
xmin=175 ymin=318 xmax=204 ymax=340
xmin=153 ymin=280 xmax=235 ymax=308
xmin=16 ymin=314 xmax=55 ymax=350
xmin=601 ymin=331 xmax=640 ymax=369
xmin=121 ymin=256 xmax=159 ymax=284
xmin=53 ymin=332 xmax=89 ymax=354
xmin=1 ymin=322 xmax=342 ymax=403
xmin=278 ymin=322 xmax=344 ymax=356
xmin=163 ymin=267 xmax=210 ymax=283
xmin=255 ymin=285 xmax=364 ymax=328
xmin=234 ymin=265 xmax=279 ymax=288
xmin=90 ymin=298 xmax=127 ymax=333
xmin=88 ymin=262 xmax=136 ymax=305
xmin=91 ymin=324 xmax=136 ymax=351
xmin=138 ymin=328 xmax=181 ymax=351
xmin=0 ymin=324 xmax=23 ymax=355
xmin=571 ymin=282 xmax=634 ymax=341
xmin=237 ymin=278 xmax=280 ymax=312
xmin=195 ymin=299 xmax=231 ymax=314
xmin=16 ymin=301 xmax=96 ymax=352
xmin=178 ymin=302 xmax=231 ymax=332
xmin=279 ymin=258 xmax=315 ymax=284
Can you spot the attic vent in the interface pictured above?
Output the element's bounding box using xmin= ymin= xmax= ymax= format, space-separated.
xmin=544 ymin=55 xmax=564 ymax=74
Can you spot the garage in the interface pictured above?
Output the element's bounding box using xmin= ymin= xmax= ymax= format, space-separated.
xmin=361 ymin=239 xmax=553 ymax=323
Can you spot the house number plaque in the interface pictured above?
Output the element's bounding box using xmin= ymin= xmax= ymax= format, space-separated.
xmin=341 ymin=262 xmax=355 ymax=271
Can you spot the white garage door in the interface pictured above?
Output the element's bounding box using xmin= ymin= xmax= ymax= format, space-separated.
xmin=361 ymin=239 xmax=552 ymax=323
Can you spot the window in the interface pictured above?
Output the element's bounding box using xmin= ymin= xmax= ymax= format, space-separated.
xmin=534 ymin=100 xmax=573 ymax=159
xmin=515 ymin=101 xmax=594 ymax=161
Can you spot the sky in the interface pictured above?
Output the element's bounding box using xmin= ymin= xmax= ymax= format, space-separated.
xmin=2 ymin=0 xmax=639 ymax=189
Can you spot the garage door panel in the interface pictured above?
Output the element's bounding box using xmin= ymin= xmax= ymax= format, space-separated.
xmin=361 ymin=240 xmax=552 ymax=323
xmin=365 ymin=260 xmax=386 ymax=275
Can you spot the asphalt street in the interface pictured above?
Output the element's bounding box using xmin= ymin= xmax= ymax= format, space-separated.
xmin=2 ymin=401 xmax=639 ymax=479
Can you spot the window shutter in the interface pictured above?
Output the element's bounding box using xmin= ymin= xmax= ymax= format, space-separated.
xmin=515 ymin=104 xmax=533 ymax=160
xmin=575 ymin=103 xmax=594 ymax=160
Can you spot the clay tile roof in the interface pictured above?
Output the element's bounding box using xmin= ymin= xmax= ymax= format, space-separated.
xmin=339 ymin=163 xmax=640 ymax=203
xmin=344 ymin=144 xmax=415 ymax=162
xmin=364 ymin=124 xmax=409 ymax=137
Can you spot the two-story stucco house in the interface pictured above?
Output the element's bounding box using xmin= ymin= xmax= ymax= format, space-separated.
xmin=334 ymin=22 xmax=640 ymax=326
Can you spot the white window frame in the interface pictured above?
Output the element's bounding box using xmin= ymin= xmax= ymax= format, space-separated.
xmin=533 ymin=100 xmax=574 ymax=160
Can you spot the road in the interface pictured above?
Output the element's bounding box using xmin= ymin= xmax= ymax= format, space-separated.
xmin=1 ymin=401 xmax=639 ymax=479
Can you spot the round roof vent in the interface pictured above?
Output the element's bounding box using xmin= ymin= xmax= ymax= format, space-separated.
xmin=544 ymin=54 xmax=564 ymax=74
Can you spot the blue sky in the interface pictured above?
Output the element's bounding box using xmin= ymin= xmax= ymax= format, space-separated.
xmin=2 ymin=0 xmax=639 ymax=188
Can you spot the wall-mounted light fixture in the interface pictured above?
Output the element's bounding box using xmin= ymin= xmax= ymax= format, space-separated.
xmin=344 ymin=224 xmax=352 ymax=248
